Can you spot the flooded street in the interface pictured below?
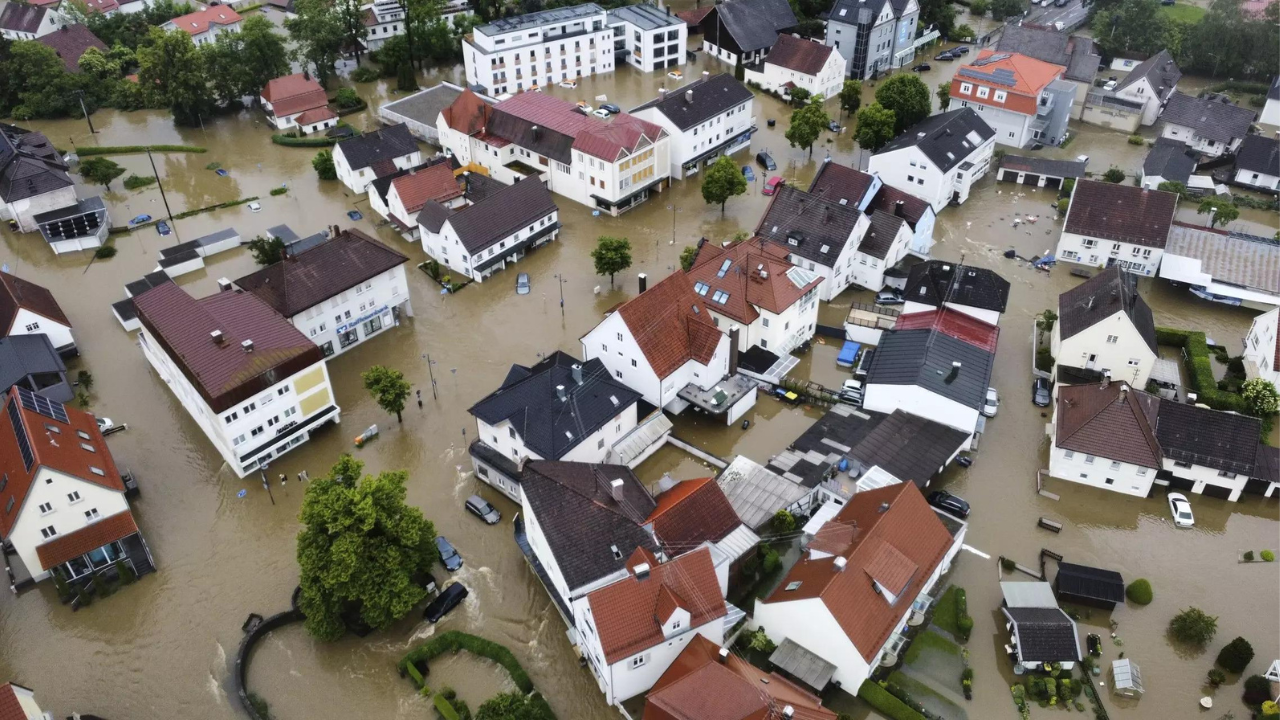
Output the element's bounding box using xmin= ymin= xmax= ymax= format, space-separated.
xmin=1 ymin=50 xmax=1276 ymax=720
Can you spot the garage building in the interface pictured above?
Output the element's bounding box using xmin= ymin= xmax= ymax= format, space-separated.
xmin=997 ymin=155 xmax=1087 ymax=191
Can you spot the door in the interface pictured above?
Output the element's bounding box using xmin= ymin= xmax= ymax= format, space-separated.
xmin=1021 ymin=173 xmax=1040 ymax=186
xmin=1085 ymin=354 xmax=1097 ymax=370
xmin=998 ymin=169 xmax=1016 ymax=183
xmin=1202 ymin=484 xmax=1233 ymax=500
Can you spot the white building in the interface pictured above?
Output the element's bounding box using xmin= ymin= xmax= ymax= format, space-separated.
xmin=869 ymin=107 xmax=996 ymax=211
xmin=437 ymin=89 xmax=671 ymax=215
xmin=699 ymin=0 xmax=797 ymax=68
xmin=0 ymin=272 xmax=77 ymax=358
xmin=333 ymin=123 xmax=423 ymax=194
xmin=807 ymin=159 xmax=939 ymax=259
xmin=233 ymin=229 xmax=411 ymax=358
xmin=162 ymin=6 xmax=242 ymax=45
xmin=1244 ymin=307 xmax=1279 ymax=388
xmin=0 ymin=683 xmax=48 ymax=719
xmin=133 ymin=282 xmax=340 ymax=479
xmin=1233 ymin=134 xmax=1280 ymax=192
xmin=630 ymin=73 xmax=755 ymax=180
xmin=260 ymin=73 xmax=336 ymax=135
xmin=1053 ymin=179 xmax=1178 ymax=277
xmin=825 ymin=0 xmax=924 ymax=80
xmin=1159 ymin=223 xmax=1280 ymax=310
xmin=0 ymin=125 xmax=78 ymax=235
xmin=1262 ymin=77 xmax=1280 ymax=127
xmin=948 ymin=51 xmax=1074 ymax=149
xmin=367 ymin=160 xmax=465 ymax=237
xmin=606 ymin=3 xmax=687 ymax=74
xmin=742 ymin=34 xmax=845 ymax=102
xmin=418 ymin=175 xmax=560 ymax=283
xmin=1052 ymin=265 xmax=1159 ymax=388
xmin=463 ymin=4 xmax=614 ymax=96
xmin=1159 ymin=91 xmax=1257 ymax=159
xmin=574 ymin=546 xmax=728 ymax=705
xmin=0 ymin=3 xmax=63 ymax=39
xmin=0 ymin=386 xmax=153 ymax=585
xmin=752 ymin=482 xmax=965 ymax=696
xmin=994 ymin=24 xmax=1100 ymax=122
xmin=360 ymin=0 xmax=406 ymax=51
xmin=1112 ymin=50 xmax=1181 ymax=127
xmin=902 ymin=260 xmax=1010 ymax=326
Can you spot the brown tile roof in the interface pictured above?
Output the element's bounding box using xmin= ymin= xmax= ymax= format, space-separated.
xmin=132 ymin=282 xmax=324 ymax=414
xmin=0 ymin=271 xmax=71 ymax=335
xmin=0 ymin=386 xmax=126 ymax=538
xmin=648 ymin=478 xmax=742 ymax=547
xmin=0 ymin=3 xmax=49 ymax=34
xmin=807 ymin=160 xmax=874 ymax=205
xmin=488 ymin=92 xmax=666 ymax=162
xmin=895 ymin=308 xmax=1000 ymax=352
xmin=168 ymin=6 xmax=242 ymax=35
xmin=0 ymin=683 xmax=34 ymax=720
xmin=234 ymin=228 xmax=408 ymax=318
xmin=261 ymin=73 xmax=329 ymax=117
xmin=764 ymin=34 xmax=834 ymax=76
xmin=760 ymin=483 xmax=956 ymax=662
xmin=296 ymin=107 xmax=337 ymax=126
xmin=675 ymin=6 xmax=712 ymax=25
xmin=614 ymin=271 xmax=725 ymax=379
xmin=1064 ymin=179 xmax=1178 ymax=248
xmin=390 ymin=163 xmax=462 ymax=215
xmin=1055 ymin=382 xmax=1162 ymax=469
xmin=37 ymin=25 xmax=107 ymax=73
xmin=686 ymin=240 xmax=821 ymax=326
xmin=442 ymin=89 xmax=493 ymax=136
xmin=83 ymin=0 xmax=120 ymax=13
xmin=587 ymin=547 xmax=727 ymax=664
xmin=35 ymin=509 xmax=137 ymax=571
xmin=644 ymin=635 xmax=837 ymax=720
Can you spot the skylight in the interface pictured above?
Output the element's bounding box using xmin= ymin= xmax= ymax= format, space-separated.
xmin=694 ymin=281 xmax=710 ymax=296
xmin=785 ymin=581 xmax=803 ymax=591
xmin=716 ymin=258 xmax=732 ymax=278
xmin=711 ymin=290 xmax=730 ymax=304
xmin=820 ymin=244 xmax=830 ymax=254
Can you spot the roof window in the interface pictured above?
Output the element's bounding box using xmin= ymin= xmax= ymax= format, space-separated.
xmin=785 ymin=581 xmax=802 ymax=591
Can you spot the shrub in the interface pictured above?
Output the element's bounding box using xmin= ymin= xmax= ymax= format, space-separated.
xmin=1208 ymin=668 xmax=1226 ymax=686
xmin=401 ymin=632 xmax=533 ymax=694
xmin=761 ymin=547 xmax=781 ymax=573
xmin=1102 ymin=167 xmax=1125 ymax=183
xmin=956 ymin=614 xmax=974 ymax=641
xmin=123 ymin=174 xmax=157 ymax=190
xmin=1000 ymin=557 xmax=1016 ymax=571
xmin=1056 ymin=197 xmax=1069 ymax=213
xmin=1126 ymin=579 xmax=1153 ymax=605
xmin=1244 ymin=550 xmax=1255 ymax=561
xmin=1245 ymin=674 xmax=1272 ymax=705
xmin=771 ymin=509 xmax=796 ymax=533
xmin=962 ymin=667 xmax=974 ymax=682
xmin=1157 ymin=328 xmax=1250 ymax=413
xmin=1264 ymin=550 xmax=1276 ymax=562
xmin=1027 ymin=676 xmax=1047 ymax=700
xmin=857 ymin=680 xmax=926 ymax=720
xmin=274 ymin=134 xmax=337 ymax=147
xmin=433 ymin=693 xmax=460 ymax=720
xmin=1217 ymin=637 xmax=1255 ymax=674
xmin=94 ymin=244 xmax=118 ymax=259
xmin=334 ymin=87 xmax=363 ymax=109
xmin=747 ymin=627 xmax=776 ymax=653
xmin=247 ymin=692 xmax=273 ymax=720
xmin=1127 ymin=135 xmax=1144 ymax=145
xmin=270 ymin=187 xmax=288 ymax=196
xmin=405 ymin=661 xmax=425 ymax=688
xmin=1170 ymin=607 xmax=1218 ymax=646
xmin=1261 ymin=700 xmax=1280 ymax=719
xmin=351 ymin=65 xmax=381 ymax=82
xmin=205 ymin=161 xmax=222 ymax=170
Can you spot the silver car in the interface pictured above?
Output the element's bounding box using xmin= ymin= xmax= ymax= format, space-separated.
xmin=982 ymin=387 xmax=999 ymax=417
xmin=465 ymin=495 xmax=501 ymax=525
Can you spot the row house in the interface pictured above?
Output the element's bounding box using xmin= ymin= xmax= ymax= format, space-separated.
xmin=948 ymin=51 xmax=1074 ymax=149
xmin=1053 ymin=179 xmax=1178 ymax=277
xmin=367 ymin=159 xmax=464 ymax=237
xmin=699 ymin=0 xmax=797 ymax=67
xmin=824 ymin=0 xmax=923 ymax=80
xmin=868 ymin=107 xmax=996 ymax=211
xmin=606 ymin=3 xmax=687 ymax=74
xmin=808 ymin=159 xmax=937 ymax=259
xmin=743 ymin=34 xmax=845 ymax=102
xmin=463 ymin=3 xmax=614 ymax=96
xmin=1051 ymin=266 xmax=1158 ymax=388
xmin=162 ymin=6 xmax=242 ymax=45
xmin=902 ymin=260 xmax=1009 ymax=326
xmin=260 ymin=73 xmax=337 ymax=135
xmin=0 ymin=271 xmax=78 ymax=359
xmin=333 ymin=123 xmax=423 ymax=194
xmin=631 ymin=73 xmax=756 ymax=180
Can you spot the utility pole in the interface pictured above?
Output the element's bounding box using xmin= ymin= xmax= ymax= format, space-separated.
xmin=259 ymin=468 xmax=276 ymax=505
xmin=146 ymin=148 xmax=181 ymax=245
xmin=75 ymin=90 xmax=95 ymax=135
xmin=555 ymin=273 xmax=565 ymax=317
xmin=425 ymin=353 xmax=438 ymax=399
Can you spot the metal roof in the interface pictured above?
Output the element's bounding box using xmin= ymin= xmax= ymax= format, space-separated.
xmin=769 ymin=638 xmax=837 ymax=691
xmin=1001 ymin=581 xmax=1058 ymax=608
xmin=714 ymin=455 xmax=809 ymax=529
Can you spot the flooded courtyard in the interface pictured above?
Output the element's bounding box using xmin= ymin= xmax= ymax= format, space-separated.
xmin=0 ymin=48 xmax=1277 ymax=720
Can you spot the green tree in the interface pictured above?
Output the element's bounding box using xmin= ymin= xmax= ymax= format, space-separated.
xmin=476 ymin=692 xmax=553 ymax=720
xmin=936 ymin=81 xmax=950 ymax=108
xmin=237 ymin=15 xmax=291 ymax=100
xmin=247 ymin=235 xmax=286 ymax=265
xmin=1156 ymin=180 xmax=1188 ymax=197
xmin=1169 ymin=607 xmax=1218 ymax=646
xmin=286 ymin=0 xmax=345 ymax=87
xmin=396 ymin=63 xmax=418 ymax=92
xmin=679 ymin=245 xmax=699 ymax=272
xmin=313 ymin=149 xmax=337 ymax=180
xmin=1125 ymin=578 xmax=1153 ymax=605
xmin=336 ymin=0 xmax=369 ymax=63
xmin=5 ymin=41 xmax=89 ymax=120
xmin=970 ymin=0 xmax=990 ymax=15
xmin=954 ymin=23 xmax=975 ymax=40
xmin=591 ymin=236 xmax=632 ymax=288
xmin=1216 ymin=637 xmax=1255 ymax=674
xmin=701 ymin=155 xmax=748 ymax=213
xmin=334 ymin=87 xmax=362 ymax=109
xmin=839 ymin=79 xmax=862 ymax=118
xmin=919 ymin=0 xmax=957 ymax=37
xmin=1102 ymin=167 xmax=1126 ymax=183
xmin=989 ymin=0 xmax=1025 ymax=20
xmin=788 ymin=86 xmax=811 ymax=107
xmin=854 ymin=102 xmax=896 ymax=151
xmin=362 ymin=365 xmax=412 ymax=423
xmin=1241 ymin=378 xmax=1279 ymax=416
xmin=771 ymin=509 xmax=796 ymax=533
xmin=136 ymin=28 xmax=213 ymax=126
xmin=297 ymin=454 xmax=439 ymax=641
xmin=785 ymin=95 xmax=830 ymax=157
xmin=875 ymin=74 xmax=930 ymax=133
xmin=1092 ymin=0 xmax=1174 ymax=58
xmin=79 ymin=157 xmax=125 ymax=190
xmin=372 ymin=34 xmax=412 ymax=77
xmin=1197 ymin=197 xmax=1239 ymax=228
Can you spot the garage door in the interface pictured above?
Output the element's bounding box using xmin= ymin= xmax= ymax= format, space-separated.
xmin=998 ymin=169 xmax=1017 ymax=183
xmin=1044 ymin=177 xmax=1062 ymax=190
xmin=1243 ymin=478 xmax=1272 ymax=496
xmin=1202 ymin=484 xmax=1233 ymax=500
xmin=1021 ymin=173 xmax=1041 ymax=186
xmin=1167 ymin=476 xmax=1195 ymax=491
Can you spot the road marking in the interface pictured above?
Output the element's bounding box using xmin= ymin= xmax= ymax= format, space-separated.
xmin=962 ymin=544 xmax=991 ymax=559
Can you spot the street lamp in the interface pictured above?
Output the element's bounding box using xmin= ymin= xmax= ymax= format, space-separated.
xmin=421 ymin=353 xmax=438 ymax=400
xmin=666 ymin=204 xmax=680 ymax=254
xmin=553 ymin=273 xmax=566 ymax=317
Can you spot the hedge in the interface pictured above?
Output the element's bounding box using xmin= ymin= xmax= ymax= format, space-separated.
xmin=1156 ymin=327 xmax=1250 ymax=414
xmin=77 ymin=144 xmax=207 ymax=156
xmin=858 ymin=680 xmax=926 ymax=720
xmin=432 ymin=694 xmax=460 ymax=720
xmin=271 ymin=134 xmax=338 ymax=147
xmin=400 ymin=631 xmax=534 ymax=694
xmin=1126 ymin=579 xmax=1153 ymax=605
xmin=172 ymin=196 xmax=259 ymax=220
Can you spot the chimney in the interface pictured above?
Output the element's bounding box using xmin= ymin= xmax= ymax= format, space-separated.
xmin=702 ymin=70 xmax=709 ymax=78
xmin=556 ymin=384 xmax=567 ymax=401
xmin=717 ymin=647 xmax=730 ymax=663
xmin=783 ymin=706 xmax=795 ymax=719
xmin=834 ymin=556 xmax=848 ymax=572
xmin=409 ymin=167 xmax=416 ymax=176
xmin=894 ymin=200 xmax=905 ymax=218
xmin=638 ymin=272 xmax=648 ymax=293
xmin=241 ymin=339 xmax=254 ymax=353
xmin=532 ymin=124 xmax=541 ymax=139
xmin=685 ymin=89 xmax=694 ymax=104
xmin=210 ymin=329 xmax=225 ymax=345
xmin=571 ymin=363 xmax=583 ymax=385
xmin=217 ymin=277 xmax=233 ymax=292
xmin=634 ymin=562 xmax=651 ymax=579
xmin=610 ymin=478 xmax=626 ymax=502
xmin=728 ymin=327 xmax=740 ymax=375
xmin=1101 ymin=370 xmax=1111 ymax=388
xmin=1119 ymin=383 xmax=1129 ymax=398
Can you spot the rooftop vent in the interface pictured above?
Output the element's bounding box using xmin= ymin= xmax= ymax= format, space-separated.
xmin=834 ymin=556 xmax=848 ymax=572
xmin=556 ymin=384 xmax=566 ymax=400
xmin=571 ymin=363 xmax=583 ymax=385
xmin=217 ymin=277 xmax=233 ymax=292
xmin=685 ymin=89 xmax=694 ymax=104
xmin=241 ymin=339 xmax=254 ymax=353
xmin=717 ymin=647 xmax=730 ymax=663
xmin=610 ymin=478 xmax=625 ymax=502
xmin=783 ymin=706 xmax=795 ymax=719
xmin=878 ymin=501 xmax=890 ymax=513
xmin=634 ymin=562 xmax=651 ymax=579
xmin=211 ymin=329 xmax=225 ymax=345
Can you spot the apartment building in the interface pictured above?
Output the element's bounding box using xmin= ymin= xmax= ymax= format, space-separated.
xmin=463 ymin=4 xmax=615 ymax=96
xmin=824 ymin=0 xmax=922 ymax=79
xmin=630 ymin=73 xmax=756 ymax=179
xmin=607 ymin=2 xmax=687 ymax=73
xmin=361 ymin=0 xmax=406 ymax=52
xmin=868 ymin=107 xmax=996 ymax=211
xmin=948 ymin=51 xmax=1074 ymax=149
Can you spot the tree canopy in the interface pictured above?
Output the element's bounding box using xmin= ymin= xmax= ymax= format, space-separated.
xmin=854 ymin=103 xmax=897 ymax=152
xmin=362 ymin=365 xmax=412 ymax=423
xmin=701 ymin=155 xmax=748 ymax=213
xmin=475 ymin=692 xmax=556 ymax=720
xmin=313 ymin=150 xmax=338 ymax=180
xmin=989 ymin=0 xmax=1025 ymax=20
xmin=79 ymin=157 xmax=125 ymax=190
xmin=785 ymin=95 xmax=830 ymax=157
xmin=286 ymin=0 xmax=346 ymax=87
xmin=839 ymin=79 xmax=862 ymax=117
xmin=1241 ymin=378 xmax=1279 ymax=417
xmin=137 ymin=27 xmax=214 ymax=126
xmin=591 ymin=236 xmax=632 ymax=288
xmin=297 ymin=455 xmax=440 ymax=641
xmin=1169 ymin=607 xmax=1218 ymax=646
xmin=1197 ymin=197 xmax=1239 ymax=228
xmin=679 ymin=245 xmax=699 ymax=272
xmin=248 ymin=235 xmax=286 ymax=265
xmin=875 ymin=74 xmax=931 ymax=133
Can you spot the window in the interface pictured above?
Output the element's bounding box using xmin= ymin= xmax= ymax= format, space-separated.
xmin=598 ymin=438 xmax=605 ymax=450
xmin=243 ymin=402 xmax=257 ymax=414
xmin=41 ymin=526 xmax=57 ymax=539
xmin=976 ymin=87 xmax=990 ymax=99
xmin=1127 ymin=358 xmax=1141 ymax=367
xmin=631 ymin=358 xmax=637 ymax=367
xmin=233 ymin=434 xmax=246 ymax=446
xmin=251 ymin=426 xmax=264 ymax=437
xmin=89 ymin=466 xmax=105 ymax=477
xmin=278 ymin=387 xmax=287 ymax=396
xmin=1218 ymin=470 xmax=1237 ymax=479
xmin=762 ymin=318 xmax=770 ymax=328
xmin=1063 ymin=450 xmax=1074 ymax=459
xmin=1106 ymin=335 xmax=1119 ymax=344
xmin=616 ymin=371 xmax=623 ymax=379
xmin=959 ymin=82 xmax=972 ymax=95
xmin=672 ymin=619 xmax=682 ymax=630
xmin=24 ymin=322 xmax=39 ymax=332
xmin=38 ymin=502 xmax=53 ymax=514
xmin=630 ymin=655 xmax=647 ymax=669
xmin=85 ymin=508 xmax=100 ymax=521
xmin=225 ymin=411 xmax=239 ymax=424
xmin=1084 ymin=455 xmax=1095 ymax=465
xmin=67 ymin=491 xmax=80 ymax=503
xmin=693 ymin=281 xmax=710 ymax=296
xmin=80 ymin=442 xmax=95 ymax=453
xmin=1110 ymin=461 xmax=1121 ymax=471
xmin=1136 ymin=467 xmax=1148 ymax=476
xmin=711 ymin=290 xmax=730 ymax=304
xmin=1104 ymin=478 xmax=1115 ymax=486
xmin=994 ymin=90 xmax=1007 ymax=102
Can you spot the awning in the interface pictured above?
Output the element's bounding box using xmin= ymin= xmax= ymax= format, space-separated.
xmin=610 ymin=411 xmax=673 ymax=466
xmin=769 ymin=638 xmax=837 ymax=691
xmin=1150 ymin=358 xmax=1181 ymax=386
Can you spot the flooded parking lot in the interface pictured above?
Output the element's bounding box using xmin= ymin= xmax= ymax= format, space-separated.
xmin=1 ymin=50 xmax=1276 ymax=720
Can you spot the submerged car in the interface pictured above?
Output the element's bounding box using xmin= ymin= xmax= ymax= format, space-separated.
xmin=436 ymin=535 xmax=463 ymax=572
xmin=763 ymin=176 xmax=785 ymax=195
xmin=465 ymin=494 xmax=501 ymax=525
xmin=912 ymin=63 xmax=932 ymax=72
xmin=874 ymin=290 xmax=904 ymax=305
xmin=927 ymin=490 xmax=970 ymax=519
xmin=515 ymin=272 xmax=531 ymax=295
xmin=423 ymin=582 xmax=468 ymax=622
xmin=756 ymin=151 xmax=777 ymax=171
xmin=1032 ymin=377 xmax=1052 ymax=407
xmin=982 ymin=387 xmax=999 ymax=418
xmin=1168 ymin=493 xmax=1194 ymax=527
xmin=742 ymin=165 xmax=755 ymax=182
xmin=935 ymin=50 xmax=956 ymax=61
xmin=156 ymin=220 xmax=171 ymax=236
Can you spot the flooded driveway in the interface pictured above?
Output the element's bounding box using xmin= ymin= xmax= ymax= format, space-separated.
xmin=1 ymin=54 xmax=1276 ymax=720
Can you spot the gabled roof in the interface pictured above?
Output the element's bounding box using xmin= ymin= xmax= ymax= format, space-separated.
xmin=994 ymin=23 xmax=1099 ymax=84
xmin=0 ymin=386 xmax=126 ymax=538
xmin=712 ymin=0 xmax=797 ymax=52
xmin=1236 ymin=133 xmax=1280 ymax=176
xmin=1161 ymin=92 xmax=1256 ymax=144
xmin=764 ymin=34 xmax=834 ymax=76
xmin=0 ymin=271 xmax=71 ymax=335
xmin=468 ymin=352 xmax=640 ymax=460
xmin=1142 ymin=137 xmax=1198 ymax=184
xmin=827 ymin=0 xmax=889 ymax=26
xmin=847 ymin=409 xmax=971 ymax=486
xmin=132 ymin=282 xmax=323 ymax=413
xmin=865 ymin=327 xmax=995 ymax=410
xmin=612 ymin=271 xmax=724 ymax=379
xmin=686 ymin=239 xmax=822 ymax=325
xmin=441 ymin=88 xmax=494 ymax=136
xmin=1163 ymin=223 xmax=1280 ymax=296
xmin=953 ymin=51 xmax=1065 ymax=113
xmin=904 ymin=261 xmax=1010 ymax=313
xmin=261 ymin=73 xmax=329 ymax=117
xmin=389 ymin=163 xmax=462 ymax=215
xmin=860 ymin=210 xmax=907 ymax=260
xmin=755 ymin=184 xmax=864 ymax=268
xmin=0 ymin=3 xmax=49 ymax=33
xmin=894 ymin=307 xmax=999 ymax=352
xmin=37 ymin=25 xmax=107 ymax=73
xmin=36 ymin=508 xmax=138 ymax=571
xmin=335 ymin=123 xmax=418 ymax=171
xmin=167 ymin=6 xmax=242 ymax=35
xmin=0 ymin=335 xmax=66 ymax=398
xmin=1003 ymin=607 xmax=1080 ymax=662
xmin=587 ymin=547 xmax=727 ymax=664
xmin=1055 ymin=562 xmax=1124 ymax=604
xmin=866 ymin=183 xmax=931 ymax=228
xmin=647 ymin=478 xmax=742 ymax=547
xmin=234 ymin=228 xmax=408 ymax=318
xmin=761 ymin=483 xmax=957 ymax=662
xmin=440 ymin=176 xmax=557 ymax=255
xmin=0 ymin=683 xmax=35 ymax=720
xmin=1055 ymin=382 xmax=1162 ymax=469
xmin=631 ymin=74 xmax=754 ymax=132
xmin=876 ymin=108 xmax=995 ymax=173
xmin=675 ymin=6 xmax=713 ymax=25
xmin=1057 ymin=265 xmax=1158 ymax=353
xmin=807 ymin=161 xmax=933 ymax=228
xmin=1115 ymin=49 xmax=1181 ymax=101
xmin=489 ymin=92 xmax=666 ymax=163
xmin=0 ymin=124 xmax=73 ymax=203
xmin=1155 ymin=400 xmax=1262 ymax=476
xmin=1063 ymin=179 xmax=1177 ymax=248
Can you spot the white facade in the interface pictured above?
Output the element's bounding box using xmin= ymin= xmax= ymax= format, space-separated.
xmin=6 ymin=307 xmax=74 ymax=355
xmin=608 ymin=9 xmax=686 ymax=73
xmin=463 ymin=6 xmax=614 ymax=96
xmin=283 ymin=265 xmax=410 ymax=357
xmin=1053 ymin=231 xmax=1162 ymax=277
xmin=868 ymin=137 xmax=995 ymax=212
xmin=0 ymin=8 xmax=63 ymax=39
xmin=708 ymin=287 xmax=819 ymax=355
xmin=1047 ymin=443 xmax=1156 ymax=497
xmin=1234 ymin=166 xmax=1280 ymax=192
xmin=163 ymin=13 xmax=241 ymax=45
xmin=863 ymin=383 xmax=978 ymax=437
xmin=8 ymin=466 xmax=132 ymax=582
xmin=743 ymin=47 xmax=846 ymax=102
xmin=1 ymin=185 xmax=78 ymax=234
xmin=476 ymin=403 xmax=638 ymax=470
xmin=632 ymin=88 xmax=754 ymax=180
xmin=1160 ymin=122 xmax=1240 ymax=159
xmin=1244 ymin=307 xmax=1279 ymax=387
xmin=1262 ymin=94 xmax=1280 ymax=127
xmin=361 ymin=0 xmax=406 ymax=51
xmin=1050 ymin=312 xmax=1157 ymax=387
xmin=1113 ymin=75 xmax=1172 ymax=127
xmin=420 ymin=206 xmax=560 ymax=283
xmin=776 ymin=214 xmax=872 ymax=302
xmin=949 ymin=98 xmax=1038 ymax=150
xmin=333 ymin=144 xmax=422 ymax=194
xmin=1162 ymin=457 xmax=1252 ymax=502
xmin=136 ymin=332 xmax=339 ymax=478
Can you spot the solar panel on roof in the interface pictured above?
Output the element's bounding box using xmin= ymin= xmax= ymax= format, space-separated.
xmin=18 ymin=386 xmax=68 ymax=424
xmin=958 ymin=66 xmax=1016 ymax=88
xmin=7 ymin=398 xmax=33 ymax=471
xmin=971 ymin=52 xmax=1011 ymax=67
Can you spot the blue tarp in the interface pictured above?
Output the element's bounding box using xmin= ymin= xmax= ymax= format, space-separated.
xmin=837 ymin=340 xmax=861 ymax=367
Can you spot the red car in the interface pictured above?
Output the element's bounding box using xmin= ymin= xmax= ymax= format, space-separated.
xmin=763 ymin=176 xmax=785 ymax=195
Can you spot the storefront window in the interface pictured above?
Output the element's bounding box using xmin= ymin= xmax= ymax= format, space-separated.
xmin=362 ymin=316 xmax=383 ymax=336
xmin=338 ymin=329 xmax=359 ymax=349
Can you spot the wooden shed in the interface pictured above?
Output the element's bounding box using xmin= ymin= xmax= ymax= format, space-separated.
xmin=1054 ymin=562 xmax=1125 ymax=610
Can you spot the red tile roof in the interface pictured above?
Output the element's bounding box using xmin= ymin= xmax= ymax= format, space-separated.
xmin=0 ymin=386 xmax=126 ymax=538
xmin=1055 ymin=382 xmax=1162 ymax=469
xmin=648 ymin=478 xmax=743 ymax=547
xmin=493 ymin=92 xmax=665 ymax=161
xmin=295 ymin=107 xmax=337 ymax=126
xmin=675 ymin=6 xmax=712 ymax=25
xmin=390 ymin=163 xmax=462 ymax=215
xmin=587 ymin=547 xmax=726 ymax=664
xmin=442 ymin=89 xmax=494 ymax=136
xmin=761 ymin=483 xmax=957 ymax=662
xmin=83 ymin=0 xmax=120 ymax=13
xmin=686 ymin=240 xmax=821 ymax=325
xmin=950 ymin=51 xmax=1065 ymax=115
xmin=614 ymin=271 xmax=725 ymax=379
xmin=262 ymin=73 xmax=329 ymax=117
xmin=765 ymin=34 xmax=835 ymax=76
xmin=894 ymin=308 xmax=1000 ymax=352
xmin=168 ymin=6 xmax=242 ymax=35
xmin=0 ymin=683 xmax=33 ymax=720
xmin=35 ymin=509 xmax=137 ymax=571
xmin=0 ymin=271 xmax=71 ymax=335
xmin=645 ymin=635 xmax=837 ymax=720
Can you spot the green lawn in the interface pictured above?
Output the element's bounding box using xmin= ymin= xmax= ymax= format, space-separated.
xmin=932 ymin=586 xmax=962 ymax=637
xmin=1159 ymin=3 xmax=1206 ymax=22
xmin=903 ymin=630 xmax=961 ymax=666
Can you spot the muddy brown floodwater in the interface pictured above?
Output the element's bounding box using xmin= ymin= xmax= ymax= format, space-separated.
xmin=1 ymin=47 xmax=1277 ymax=720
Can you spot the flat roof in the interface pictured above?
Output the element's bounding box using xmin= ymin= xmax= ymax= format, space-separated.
xmin=608 ymin=3 xmax=682 ymax=30
xmin=1164 ymin=223 xmax=1280 ymax=295
xmin=477 ymin=3 xmax=603 ymax=35
xmin=1001 ymin=581 xmax=1059 ymax=608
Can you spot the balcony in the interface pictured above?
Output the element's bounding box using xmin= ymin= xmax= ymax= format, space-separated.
xmin=492 ymin=61 xmax=505 ymax=69
xmin=1036 ymin=94 xmax=1055 ymax=116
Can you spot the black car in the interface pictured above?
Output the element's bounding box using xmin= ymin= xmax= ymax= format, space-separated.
xmin=601 ymin=103 xmax=621 ymax=114
xmin=927 ymin=490 xmax=970 ymax=519
xmin=912 ymin=63 xmax=931 ymax=72
xmin=424 ymin=582 xmax=468 ymax=622
xmin=954 ymin=46 xmax=970 ymax=55
xmin=1032 ymin=377 xmax=1052 ymax=407
xmin=436 ymin=535 xmax=463 ymax=572
xmin=465 ymin=494 xmax=501 ymax=524
xmin=756 ymin=151 xmax=777 ymax=171
xmin=934 ymin=51 xmax=955 ymax=61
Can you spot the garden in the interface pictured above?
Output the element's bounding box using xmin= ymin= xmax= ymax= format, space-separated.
xmin=1154 ymin=327 xmax=1279 ymax=438
xmin=399 ymin=631 xmax=557 ymax=720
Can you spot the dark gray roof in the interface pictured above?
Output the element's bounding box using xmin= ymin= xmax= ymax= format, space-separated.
xmin=1057 ymin=265 xmax=1157 ymax=354
xmin=1115 ymin=49 xmax=1181 ymax=101
xmin=0 ymin=335 xmax=67 ymax=394
xmin=124 ymin=271 xmax=172 ymax=298
xmin=334 ymin=123 xmax=418 ymax=171
xmin=1055 ymin=562 xmax=1124 ymax=604
xmin=0 ymin=124 xmax=73 ymax=203
xmin=265 ymin=224 xmax=300 ymax=243
xmin=1005 ymin=607 xmax=1079 ymax=662
xmin=755 ymin=184 xmax=861 ymax=267
xmin=380 ymin=82 xmax=468 ymax=125
xmin=1161 ymin=92 xmax=1256 ymax=145
xmin=1155 ymin=400 xmax=1262 ymax=476
xmin=0 ymin=3 xmax=48 ymax=33
xmin=865 ymin=328 xmax=995 ymax=410
xmin=715 ymin=0 xmax=797 ymax=52
xmin=827 ymin=0 xmax=889 ymax=26
xmin=607 ymin=3 xmax=682 ymax=30
xmin=34 ymin=196 xmax=107 ymax=245
xmin=998 ymin=154 xmax=1087 ymax=179
xmin=443 ymin=177 xmax=557 ymax=255
xmin=904 ymin=260 xmax=1010 ymax=313
xmin=860 ymin=210 xmax=907 ymax=260
xmin=1142 ymin=137 xmax=1198 ymax=184
xmin=995 ymin=24 xmax=1099 ymax=83
xmin=876 ymin=108 xmax=995 ymax=173
xmin=1236 ymin=134 xmax=1280 ymax=177
xmin=848 ymin=409 xmax=970 ymax=485
xmin=468 ymin=351 xmax=641 ymax=460
xmin=518 ymin=460 xmax=659 ymax=592
xmin=476 ymin=3 xmax=603 ymax=35
xmin=485 ymin=107 xmax=576 ymax=164
xmin=1255 ymin=443 xmax=1279 ymax=484
xmin=631 ymin=74 xmax=754 ymax=132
